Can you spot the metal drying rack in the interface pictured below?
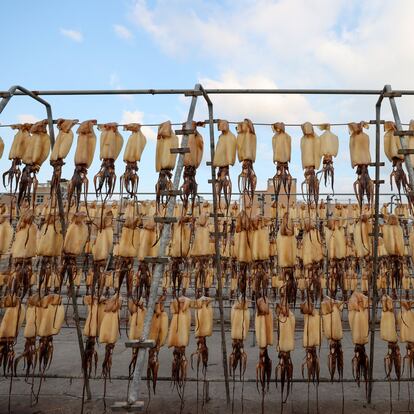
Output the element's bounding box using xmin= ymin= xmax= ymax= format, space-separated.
xmin=1 ymin=84 xmax=414 ymax=411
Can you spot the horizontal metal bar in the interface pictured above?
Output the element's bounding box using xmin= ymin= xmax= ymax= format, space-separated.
xmin=2 ymin=87 xmax=414 ymax=98
xmin=0 ymin=89 xmax=197 ymax=98
xmin=0 ymin=88 xmax=413 ymax=97
xmin=7 ymin=373 xmax=411 ymax=384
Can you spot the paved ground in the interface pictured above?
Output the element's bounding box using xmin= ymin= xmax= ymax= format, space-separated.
xmin=1 ymin=311 xmax=413 ymax=414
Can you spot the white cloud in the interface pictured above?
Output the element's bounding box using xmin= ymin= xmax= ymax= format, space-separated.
xmin=121 ymin=110 xmax=157 ymax=141
xmin=16 ymin=114 xmax=39 ymax=123
xmin=60 ymin=28 xmax=83 ymax=43
xmin=196 ymin=71 xmax=327 ymax=124
xmin=130 ymin=0 xmax=414 ymax=95
xmin=113 ymin=24 xmax=133 ymax=40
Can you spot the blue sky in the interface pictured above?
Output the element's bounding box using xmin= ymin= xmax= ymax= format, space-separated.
xmin=1 ymin=0 xmax=414 ymax=201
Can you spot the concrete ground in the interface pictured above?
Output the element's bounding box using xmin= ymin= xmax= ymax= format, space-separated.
xmin=0 ymin=313 xmax=412 ymax=414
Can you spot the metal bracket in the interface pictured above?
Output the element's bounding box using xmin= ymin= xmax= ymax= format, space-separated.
xmin=154 ymin=216 xmax=178 ymax=224
xmin=372 ymin=180 xmax=385 ymax=184
xmin=170 ymin=147 xmax=190 ymax=154
xmin=369 ymin=232 xmax=383 ymax=237
xmin=125 ymin=339 xmax=156 ymax=349
xmin=398 ymin=149 xmax=414 ymax=155
xmin=369 ymin=162 xmax=385 ymax=167
xmin=395 ymin=131 xmax=414 ymax=137
xmin=383 ymin=91 xmax=402 ymax=98
xmin=210 ymin=213 xmax=224 ymax=218
xmin=210 ymin=232 xmax=225 ymax=237
xmin=175 ymin=128 xmax=195 ymax=135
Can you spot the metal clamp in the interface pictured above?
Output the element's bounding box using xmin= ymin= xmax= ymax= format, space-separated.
xmin=170 ymin=147 xmax=190 ymax=154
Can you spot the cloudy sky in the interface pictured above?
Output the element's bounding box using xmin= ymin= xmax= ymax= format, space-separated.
xmin=1 ymin=0 xmax=414 ymax=202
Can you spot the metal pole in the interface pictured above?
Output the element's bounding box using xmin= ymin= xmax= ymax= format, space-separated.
xmin=385 ymin=84 xmax=414 ymax=189
xmin=367 ymin=87 xmax=385 ymax=403
xmin=127 ymin=84 xmax=201 ymax=405
xmin=4 ymin=87 xmax=414 ymax=97
xmin=200 ymin=85 xmax=231 ymax=404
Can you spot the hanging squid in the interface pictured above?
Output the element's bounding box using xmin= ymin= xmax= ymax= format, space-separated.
xmin=317 ymin=123 xmax=339 ymax=191
xmin=169 ymin=214 xmax=191 ymax=297
xmin=325 ymin=219 xmax=346 ymax=297
xmin=301 ymin=300 xmax=321 ymax=384
xmin=83 ymin=295 xmax=106 ymax=379
xmin=99 ymin=295 xmax=121 ymax=407
xmin=276 ymin=213 xmax=297 ymax=305
xmin=115 ymin=215 xmax=140 ymax=296
xmin=272 ymin=122 xmax=293 ymax=205
xmin=91 ymin=209 xmax=113 ymax=298
xmin=167 ymin=296 xmax=191 ymax=405
xmin=146 ymin=299 xmax=169 ymax=394
xmin=384 ymin=121 xmax=412 ymax=207
xmin=3 ymin=123 xmax=30 ymax=201
xmin=34 ymin=294 xmax=64 ymax=399
xmin=67 ymin=120 xmax=97 ymax=216
xmin=191 ymin=296 xmax=213 ymax=406
xmin=37 ymin=212 xmax=63 ymax=294
xmin=0 ymin=295 xmax=25 ymax=376
xmin=49 ymin=119 xmax=78 ymax=208
xmin=0 ymin=211 xmax=13 ymax=256
xmin=190 ymin=211 xmax=214 ymax=297
xmin=181 ymin=121 xmax=204 ymax=214
xmin=61 ymin=210 xmax=89 ymax=290
xmin=18 ymin=120 xmax=50 ymax=208
xmin=275 ymin=300 xmax=295 ymax=404
xmin=120 ymin=123 xmax=147 ymax=199
xmin=155 ymin=121 xmax=178 ymax=213
xmin=383 ymin=214 xmax=405 ymax=297
xmin=236 ymin=119 xmax=257 ymax=202
xmin=230 ymin=298 xmax=250 ymax=410
xmin=0 ymin=294 xmax=26 ymax=411
xmin=213 ymin=119 xmax=237 ymax=215
xmin=234 ymin=207 xmax=252 ymax=297
xmin=321 ymin=296 xmax=343 ymax=381
xmin=251 ymin=216 xmax=271 ymax=297
xmin=11 ymin=208 xmax=37 ymax=297
xmin=348 ymin=291 xmax=369 ymax=395
xmin=300 ymin=122 xmax=321 ymax=207
xmin=349 ymin=122 xmax=373 ymax=208
xmin=254 ymin=296 xmax=273 ymax=409
xmin=398 ymin=300 xmax=414 ymax=378
xmin=94 ymin=123 xmax=124 ymax=200
xmin=301 ymin=218 xmax=324 ymax=302
xmin=380 ymin=295 xmax=401 ymax=380
xmin=14 ymin=294 xmax=40 ymax=380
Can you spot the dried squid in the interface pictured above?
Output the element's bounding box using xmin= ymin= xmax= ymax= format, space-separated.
xmin=213 ymin=120 xmax=236 ymax=214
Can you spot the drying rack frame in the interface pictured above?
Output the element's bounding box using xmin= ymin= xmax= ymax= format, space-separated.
xmin=1 ymin=83 xmax=413 ymax=410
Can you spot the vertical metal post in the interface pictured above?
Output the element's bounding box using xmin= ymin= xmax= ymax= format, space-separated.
xmin=385 ymin=85 xmax=414 ymax=189
xmin=200 ymin=85 xmax=231 ymax=404
xmin=127 ymin=84 xmax=201 ymax=404
xmin=367 ymin=88 xmax=385 ymax=403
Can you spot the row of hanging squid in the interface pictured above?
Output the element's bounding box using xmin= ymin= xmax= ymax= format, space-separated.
xmin=0 ymin=114 xmax=414 ymax=413
xmin=1 ymin=118 xmax=413 ymax=218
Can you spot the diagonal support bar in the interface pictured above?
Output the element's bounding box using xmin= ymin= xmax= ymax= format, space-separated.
xmin=385 ymin=84 xmax=414 ymax=190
